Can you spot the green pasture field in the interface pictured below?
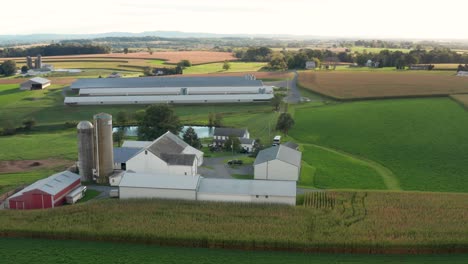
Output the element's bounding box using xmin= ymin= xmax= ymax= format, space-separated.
xmin=183 ymin=62 xmax=267 ymax=74
xmin=290 ymin=98 xmax=468 ymax=193
xmin=300 ymin=145 xmax=386 ymax=190
xmin=0 ymin=192 xmax=466 ymax=252
xmin=1 ymin=238 xmax=466 ymax=264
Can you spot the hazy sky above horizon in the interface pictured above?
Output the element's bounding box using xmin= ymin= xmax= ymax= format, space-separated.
xmin=3 ymin=0 xmax=468 ymax=39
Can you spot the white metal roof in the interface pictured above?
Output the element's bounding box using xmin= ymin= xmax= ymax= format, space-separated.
xmin=9 ymin=171 xmax=80 ymax=199
xmin=71 ymin=76 xmax=264 ymax=89
xmin=254 ymin=145 xmax=302 ymax=167
xmin=64 ymin=94 xmax=273 ymax=105
xmin=198 ymin=178 xmax=296 ymax=197
xmin=119 ymin=172 xmax=200 ymax=190
xmin=27 ymin=77 xmax=51 ymax=84
xmin=79 ymin=86 xmax=273 ymax=96
xmin=122 ymin=141 xmax=152 ymax=148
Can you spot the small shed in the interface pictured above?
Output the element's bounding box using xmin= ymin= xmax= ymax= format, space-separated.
xmin=197 ymin=178 xmax=296 ymax=205
xmin=254 ymin=145 xmax=302 ymax=181
xmin=20 ymin=77 xmax=51 ymax=90
xmin=240 ymin=138 xmax=255 ymax=152
xmin=118 ymin=172 xmax=200 ymax=200
xmin=7 ymin=171 xmax=81 ymax=209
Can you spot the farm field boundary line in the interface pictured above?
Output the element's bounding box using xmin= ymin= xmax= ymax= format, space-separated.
xmin=300 ymin=143 xmax=401 ymax=190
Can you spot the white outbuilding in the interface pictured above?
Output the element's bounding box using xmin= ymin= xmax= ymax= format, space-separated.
xmin=197 ymin=178 xmax=296 ymax=205
xmin=20 ymin=77 xmax=51 ymax=90
xmin=254 ymin=145 xmax=302 ymax=181
xmin=119 ymin=172 xmax=200 ymax=200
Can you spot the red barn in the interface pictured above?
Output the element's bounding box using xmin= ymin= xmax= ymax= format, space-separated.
xmin=7 ymin=171 xmax=81 ymax=210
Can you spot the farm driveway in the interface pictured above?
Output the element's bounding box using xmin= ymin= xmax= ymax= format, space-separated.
xmin=265 ymin=71 xmax=301 ymax=104
xmin=87 ymin=185 xmax=112 ymax=199
xmin=199 ymin=157 xmax=233 ymax=179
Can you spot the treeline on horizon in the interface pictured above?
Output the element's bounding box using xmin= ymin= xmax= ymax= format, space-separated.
xmin=235 ymin=47 xmax=468 ymax=69
xmin=0 ymin=43 xmax=111 ymax=58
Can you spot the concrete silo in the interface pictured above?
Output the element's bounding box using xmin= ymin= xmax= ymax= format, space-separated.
xmin=35 ymin=54 xmax=42 ymax=69
xmin=93 ymin=113 xmax=114 ymax=184
xmin=77 ymin=121 xmax=95 ymax=182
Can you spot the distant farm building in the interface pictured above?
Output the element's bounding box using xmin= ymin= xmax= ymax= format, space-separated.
xmin=305 ymin=61 xmax=316 ymax=69
xmin=65 ymin=76 xmax=274 ymax=105
xmin=20 ymin=77 xmax=51 ymax=90
xmin=456 ymin=71 xmax=468 ymax=77
xmin=6 ymin=171 xmax=81 ymax=210
xmin=254 ymin=145 xmax=302 ymax=181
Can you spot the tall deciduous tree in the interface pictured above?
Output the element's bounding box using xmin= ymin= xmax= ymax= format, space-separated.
xmin=113 ymin=129 xmax=125 ymax=147
xmin=1 ymin=60 xmax=17 ymax=76
xmin=271 ymin=93 xmax=285 ymax=111
xmin=224 ymin=136 xmax=241 ymax=152
xmin=222 ymin=60 xmax=231 ymax=71
xmin=276 ymin=113 xmax=295 ymax=135
xmin=213 ymin=113 xmax=223 ymax=127
xmin=183 ymin=127 xmax=202 ymax=149
xmin=137 ymin=104 xmax=182 ymax=140
xmin=116 ymin=111 xmax=128 ymax=126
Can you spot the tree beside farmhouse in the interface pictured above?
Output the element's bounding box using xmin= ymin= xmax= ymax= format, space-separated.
xmin=137 ymin=104 xmax=182 ymax=140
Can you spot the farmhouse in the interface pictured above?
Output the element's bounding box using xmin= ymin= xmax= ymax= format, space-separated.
xmin=119 ymin=172 xmax=200 ymax=200
xmin=6 ymin=171 xmax=81 ymax=210
xmin=240 ymin=138 xmax=256 ymax=152
xmin=197 ymin=178 xmax=296 ymax=205
xmin=120 ymin=131 xmax=203 ymax=176
xmin=213 ymin=127 xmax=250 ymax=147
xmin=254 ymin=145 xmax=302 ymax=181
xmin=65 ymin=76 xmax=274 ymax=105
xmin=20 ymin=77 xmax=51 ymax=90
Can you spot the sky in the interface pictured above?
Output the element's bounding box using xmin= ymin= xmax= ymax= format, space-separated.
xmin=2 ymin=0 xmax=468 ymax=39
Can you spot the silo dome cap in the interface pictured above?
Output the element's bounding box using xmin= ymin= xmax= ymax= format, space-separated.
xmin=77 ymin=121 xmax=94 ymax=129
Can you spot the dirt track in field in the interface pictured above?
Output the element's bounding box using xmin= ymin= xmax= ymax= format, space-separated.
xmin=298 ymin=71 xmax=468 ymax=100
xmin=0 ymin=159 xmax=73 ymax=174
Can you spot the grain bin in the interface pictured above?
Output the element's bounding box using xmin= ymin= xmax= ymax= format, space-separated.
xmin=94 ymin=113 xmax=114 ymax=183
xmin=77 ymin=121 xmax=95 ymax=182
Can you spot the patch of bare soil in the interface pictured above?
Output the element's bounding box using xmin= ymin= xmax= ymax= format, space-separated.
xmin=0 ymin=159 xmax=73 ymax=174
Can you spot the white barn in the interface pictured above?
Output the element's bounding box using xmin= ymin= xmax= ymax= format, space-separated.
xmin=254 ymin=145 xmax=302 ymax=181
xmin=20 ymin=77 xmax=51 ymax=90
xmin=125 ymin=132 xmax=204 ymax=176
xmin=119 ymin=172 xmax=200 ymax=200
xmin=197 ymin=178 xmax=296 ymax=205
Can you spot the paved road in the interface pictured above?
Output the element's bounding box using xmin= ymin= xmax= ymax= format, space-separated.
xmin=264 ymin=71 xmax=301 ymax=104
xmin=87 ymin=185 xmax=113 ymax=199
xmin=198 ymin=157 xmax=233 ymax=179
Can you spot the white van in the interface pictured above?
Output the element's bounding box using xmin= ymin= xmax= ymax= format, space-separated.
xmin=272 ymin=135 xmax=281 ymax=146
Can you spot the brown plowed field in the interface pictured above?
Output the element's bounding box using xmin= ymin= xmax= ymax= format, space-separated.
xmin=0 ymin=78 xmax=76 ymax=85
xmin=1 ymin=51 xmax=237 ymax=65
xmin=298 ymin=71 xmax=468 ymax=100
xmin=450 ymin=94 xmax=468 ymax=109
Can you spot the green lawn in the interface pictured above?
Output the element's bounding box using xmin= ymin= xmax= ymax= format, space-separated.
xmin=301 ymin=145 xmax=386 ymax=190
xmin=291 ymin=98 xmax=468 ymax=192
xmin=1 ymin=238 xmax=466 ymax=264
xmin=184 ymin=62 xmax=266 ymax=74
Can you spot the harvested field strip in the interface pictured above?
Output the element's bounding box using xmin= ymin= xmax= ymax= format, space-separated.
xmin=298 ymin=71 xmax=468 ymax=100
xmin=450 ymin=94 xmax=468 ymax=110
xmin=2 ymin=238 xmax=467 ymax=264
xmin=0 ymin=191 xmax=467 ymax=253
xmin=0 ymin=51 xmax=237 ymax=65
xmin=0 ymin=159 xmax=72 ymax=173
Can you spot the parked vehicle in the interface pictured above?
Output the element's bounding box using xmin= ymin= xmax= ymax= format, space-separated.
xmin=227 ymin=159 xmax=243 ymax=165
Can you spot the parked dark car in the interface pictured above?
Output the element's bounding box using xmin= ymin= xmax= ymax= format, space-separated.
xmin=227 ymin=159 xmax=243 ymax=165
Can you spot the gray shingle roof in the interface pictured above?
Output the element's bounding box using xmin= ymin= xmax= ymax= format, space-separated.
xmin=145 ymin=131 xmax=195 ymax=166
xmin=114 ymin=147 xmax=142 ymax=163
xmin=214 ymin=127 xmax=247 ymax=137
xmin=71 ymin=76 xmax=263 ymax=90
xmin=254 ymin=145 xmax=301 ymax=167
xmin=240 ymin=138 xmax=255 ymax=145
xmin=282 ymin=142 xmax=299 ymax=150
